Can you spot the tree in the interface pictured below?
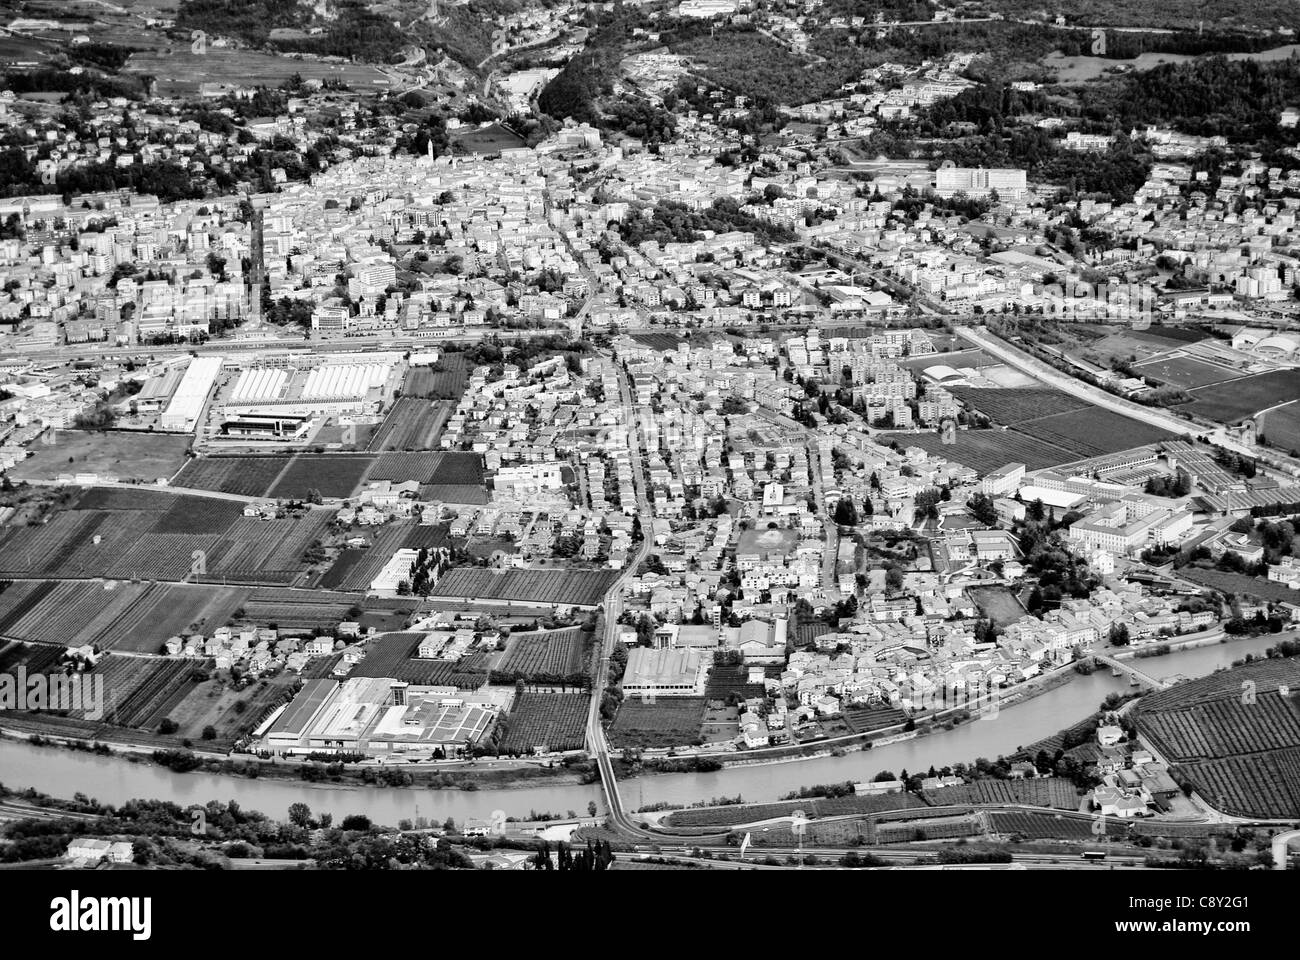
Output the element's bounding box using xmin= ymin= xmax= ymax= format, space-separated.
xmin=885 ymin=564 xmax=905 ymax=593
xmin=832 ymin=497 xmax=859 ymax=526
xmin=288 ymin=802 xmax=313 ymax=828
xmin=967 ymin=492 xmax=998 ymax=526
xmin=1108 ymin=622 xmax=1130 ymax=647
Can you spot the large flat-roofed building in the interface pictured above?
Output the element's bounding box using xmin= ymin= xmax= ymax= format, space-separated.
xmin=935 ymin=166 xmax=1027 ymax=199
xmin=621 ymin=646 xmax=708 ymax=698
xmin=263 ymin=676 xmax=499 ymax=756
xmin=980 ymin=462 xmax=1025 ymax=497
xmin=159 ymin=355 xmax=223 ymax=432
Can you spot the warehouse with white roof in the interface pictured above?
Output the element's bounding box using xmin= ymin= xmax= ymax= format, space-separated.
xmin=160 ymin=355 xmax=223 ymax=432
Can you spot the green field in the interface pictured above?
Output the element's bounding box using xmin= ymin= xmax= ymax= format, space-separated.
xmin=124 ymin=47 xmax=392 ymax=96
xmin=7 ymin=430 xmax=190 ymax=483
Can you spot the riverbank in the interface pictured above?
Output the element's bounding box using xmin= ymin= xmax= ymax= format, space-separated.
xmin=0 ymin=725 xmax=597 ymax=792
xmin=626 ymin=656 xmax=1088 ymax=778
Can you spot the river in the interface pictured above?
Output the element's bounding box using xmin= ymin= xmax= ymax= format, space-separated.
xmin=0 ymin=634 xmax=1279 ymax=824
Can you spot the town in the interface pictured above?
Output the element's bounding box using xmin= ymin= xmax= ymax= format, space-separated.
xmin=0 ymin=0 xmax=1298 ymax=875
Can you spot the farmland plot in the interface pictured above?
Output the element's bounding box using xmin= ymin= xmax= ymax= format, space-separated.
xmin=366 ymin=398 xmax=449 ymax=452
xmin=431 ymin=568 xmax=617 ymax=607
xmin=608 ymin=697 xmax=707 ymax=749
xmin=268 ymin=455 xmax=375 ymax=499
xmin=173 ymin=456 xmax=291 ymax=497
xmin=493 ymin=627 xmax=587 ymax=685
xmin=500 ymin=691 xmax=589 ymax=754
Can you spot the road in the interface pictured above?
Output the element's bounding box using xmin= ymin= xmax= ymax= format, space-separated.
xmin=955 ymin=325 xmax=1263 ymax=459
xmin=585 ymin=353 xmax=659 ymax=839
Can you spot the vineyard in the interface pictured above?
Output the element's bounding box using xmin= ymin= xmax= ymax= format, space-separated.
xmin=92 ymin=656 xmax=199 ymax=730
xmin=920 ymin=777 xmax=1080 ymax=809
xmin=662 ymin=791 xmax=927 ymax=829
xmin=1013 ymin=409 xmax=1174 ymax=462
xmin=985 ymin=811 xmax=1117 ymax=840
xmin=241 ymin=588 xmax=362 ymax=631
xmin=948 ymin=388 xmax=1090 ymax=424
xmin=608 ymin=697 xmax=707 ymax=749
xmin=431 ymin=568 xmax=617 ymax=607
xmin=499 ymin=691 xmax=589 ymax=754
xmin=493 ymin=627 xmax=587 ymax=686
xmin=704 ymin=662 xmax=767 ymax=700
xmin=875 ymin=815 xmax=982 ymax=844
xmin=0 ymin=490 xmax=337 ymax=587
xmin=368 ymin=451 xmax=481 ymax=486
xmin=0 ymin=580 xmax=249 ymax=652
xmin=840 ymin=703 xmax=909 ymax=734
xmin=268 ymin=454 xmax=375 ymax=499
xmin=0 ymin=639 xmax=64 ymax=675
xmin=173 ymin=456 xmax=291 ymax=497
xmin=402 ymin=354 xmax=469 ymax=401
xmin=366 ymin=398 xmax=449 ymax=451
xmin=1134 ymin=657 xmax=1300 ymax=818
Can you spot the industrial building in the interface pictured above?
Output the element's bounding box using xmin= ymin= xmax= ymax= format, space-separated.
xmin=621 ymin=647 xmax=708 ymax=698
xmin=261 ymin=677 xmax=499 ymax=756
xmin=159 ymin=355 xmax=223 ymax=432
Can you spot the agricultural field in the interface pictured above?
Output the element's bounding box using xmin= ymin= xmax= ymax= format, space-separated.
xmin=0 ymin=580 xmax=251 ymax=652
xmin=875 ymin=815 xmax=982 ymax=843
xmin=1134 ymin=658 xmax=1300 ymax=818
xmin=124 ymin=47 xmax=392 ymax=97
xmin=402 ymin=354 xmax=469 ymax=401
xmin=663 ymin=791 xmax=926 ymax=829
xmin=493 ymin=627 xmax=587 ymax=686
xmin=318 ymin=520 xmax=434 ymax=592
xmin=431 ymin=568 xmax=617 ymax=607
xmin=267 ymin=454 xmax=375 ymax=500
xmin=451 ymin=122 xmax=527 ymax=154
xmin=366 ymin=398 xmax=451 ymax=452
xmin=607 ymin=697 xmax=707 ymax=749
xmin=704 ymin=662 xmax=766 ymax=701
xmin=883 ymin=428 xmax=1076 ymax=473
xmin=1168 ymin=752 xmax=1300 ymax=820
xmin=986 ymin=811 xmax=1117 ymax=840
xmin=1013 ymin=409 xmax=1176 ymax=462
xmin=947 ymin=388 xmax=1091 ymax=425
xmin=1131 ymin=355 xmax=1240 ymax=389
xmin=1257 ymin=400 xmax=1300 ymax=455
xmin=369 ymin=451 xmax=484 ymax=486
xmin=1177 ymin=369 xmax=1300 ymax=423
xmin=172 ymin=456 xmax=292 ymax=497
xmin=78 ymin=655 xmax=201 ymax=730
xmin=499 ymin=691 xmax=590 ymax=754
xmin=240 ymin=588 xmax=362 ymax=631
xmin=0 ymin=488 xmax=332 ymax=586
xmin=0 ymin=639 xmax=65 ymax=675
xmin=920 ymin=777 xmax=1081 ymax=809
xmin=6 ymin=430 xmax=190 ymax=483
xmin=1177 ymin=566 xmax=1300 ymax=604
xmin=166 ymin=672 xmax=300 ymax=744
xmin=839 ymin=703 xmax=908 ymax=734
